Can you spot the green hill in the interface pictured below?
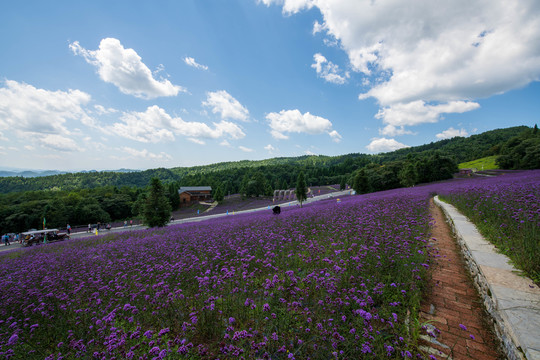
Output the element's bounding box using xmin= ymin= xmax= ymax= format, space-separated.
xmin=0 ymin=126 xmax=528 ymax=194
xmin=458 ymin=156 xmax=499 ymax=170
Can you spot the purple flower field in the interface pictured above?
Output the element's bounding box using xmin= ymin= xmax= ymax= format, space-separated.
xmin=0 ymin=189 xmax=433 ymax=359
xmin=438 ymin=170 xmax=540 ymax=283
xmin=1 ymin=170 xmax=538 ymax=359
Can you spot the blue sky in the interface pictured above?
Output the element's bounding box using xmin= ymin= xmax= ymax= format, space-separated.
xmin=1 ymin=0 xmax=539 ymax=171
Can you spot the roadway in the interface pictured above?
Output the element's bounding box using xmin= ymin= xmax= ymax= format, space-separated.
xmin=0 ymin=189 xmax=354 ymax=252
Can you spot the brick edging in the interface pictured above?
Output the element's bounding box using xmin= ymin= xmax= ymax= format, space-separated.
xmin=433 ymin=196 xmax=527 ymax=360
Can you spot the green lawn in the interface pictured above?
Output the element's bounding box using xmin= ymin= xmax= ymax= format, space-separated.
xmin=458 ymin=155 xmax=499 ymax=170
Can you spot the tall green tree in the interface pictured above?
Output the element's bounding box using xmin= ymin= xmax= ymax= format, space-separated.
xmin=296 ymin=171 xmax=307 ymax=208
xmin=339 ymin=176 xmax=346 ymax=190
xmin=353 ymin=169 xmax=371 ymax=194
xmin=143 ymin=178 xmax=171 ymax=228
xmin=399 ymin=161 xmax=418 ymax=187
xmin=213 ymin=186 xmax=224 ymax=203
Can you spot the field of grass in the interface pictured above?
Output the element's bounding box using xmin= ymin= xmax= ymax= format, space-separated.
xmin=458 ymin=155 xmax=499 ymax=170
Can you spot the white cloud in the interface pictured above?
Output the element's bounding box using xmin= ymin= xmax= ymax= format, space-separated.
xmin=328 ymin=130 xmax=342 ymax=143
xmin=266 ymin=109 xmax=338 ymax=140
xmin=109 ymin=105 xmax=245 ymax=143
xmin=70 ymin=38 xmax=185 ymax=99
xmin=0 ymin=131 xmax=7 ymax=141
xmin=266 ymin=0 xmax=540 ymax=127
xmin=203 ymin=90 xmax=249 ymax=121
xmin=121 ymin=147 xmax=172 ymax=161
xmin=436 ymin=127 xmax=469 ymax=139
xmin=41 ymin=134 xmax=81 ymax=152
xmin=239 ymin=146 xmax=254 ymax=152
xmin=311 ymin=53 xmax=349 ymax=84
xmin=379 ymin=125 xmax=414 ymax=137
xmin=184 ymin=56 xmax=208 ymax=71
xmin=0 ymin=80 xmax=93 ymax=137
xmin=94 ymin=104 xmax=118 ymax=115
xmin=305 ymin=150 xmax=317 ymax=155
xmin=264 ymin=144 xmax=276 ymax=153
xmin=220 ymin=140 xmax=231 ymax=147
xmin=375 ymin=100 xmax=480 ymax=127
xmin=188 ymin=138 xmax=206 ymax=145
xmin=259 ymin=0 xmax=314 ymax=14
xmin=366 ymin=138 xmax=409 ymax=153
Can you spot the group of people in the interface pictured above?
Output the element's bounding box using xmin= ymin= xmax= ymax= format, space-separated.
xmin=87 ymin=222 xmax=113 ymax=233
xmin=2 ymin=233 xmax=20 ymax=246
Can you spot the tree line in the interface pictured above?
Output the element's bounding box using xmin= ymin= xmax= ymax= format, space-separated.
xmin=1 ymin=125 xmax=536 ymax=234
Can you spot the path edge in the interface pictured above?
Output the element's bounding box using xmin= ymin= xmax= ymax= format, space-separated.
xmin=433 ymin=195 xmax=538 ymax=360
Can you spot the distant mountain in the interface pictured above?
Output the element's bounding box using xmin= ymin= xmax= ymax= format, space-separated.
xmin=0 ymin=168 xmax=140 ymax=178
xmin=0 ymin=170 xmax=68 ymax=178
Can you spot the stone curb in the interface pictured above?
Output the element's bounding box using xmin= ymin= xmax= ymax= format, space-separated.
xmin=434 ymin=196 xmax=540 ymax=360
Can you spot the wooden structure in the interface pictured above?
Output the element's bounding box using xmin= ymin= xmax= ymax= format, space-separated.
xmin=458 ymin=168 xmax=476 ymax=176
xmin=178 ymin=186 xmax=212 ymax=207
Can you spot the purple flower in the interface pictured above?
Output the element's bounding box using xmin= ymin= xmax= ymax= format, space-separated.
xmin=7 ymin=334 xmax=18 ymax=346
xmin=459 ymin=324 xmax=467 ymax=331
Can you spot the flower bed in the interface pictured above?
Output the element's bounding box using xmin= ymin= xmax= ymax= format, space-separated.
xmin=0 ymin=190 xmax=433 ymax=359
xmin=438 ymin=170 xmax=540 ymax=283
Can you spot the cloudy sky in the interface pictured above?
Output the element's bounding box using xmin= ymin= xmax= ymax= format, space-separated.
xmin=1 ymin=0 xmax=539 ymax=171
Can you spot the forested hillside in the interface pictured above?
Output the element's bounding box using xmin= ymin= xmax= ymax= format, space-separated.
xmin=0 ymin=126 xmax=527 ymax=194
xmin=0 ymin=125 xmax=534 ymax=234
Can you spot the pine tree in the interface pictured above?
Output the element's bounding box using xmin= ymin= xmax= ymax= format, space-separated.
xmin=296 ymin=171 xmax=307 ymax=207
xmin=143 ymin=178 xmax=172 ymax=228
xmin=213 ymin=186 xmax=224 ymax=202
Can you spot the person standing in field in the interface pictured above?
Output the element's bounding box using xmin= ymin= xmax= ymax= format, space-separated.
xmin=67 ymin=224 xmax=71 ymax=235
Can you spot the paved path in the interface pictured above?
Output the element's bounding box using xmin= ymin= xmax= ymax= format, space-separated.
xmin=431 ymin=197 xmax=540 ymax=360
xmin=0 ymin=189 xmax=355 ymax=247
xmin=419 ymin=199 xmax=502 ymax=359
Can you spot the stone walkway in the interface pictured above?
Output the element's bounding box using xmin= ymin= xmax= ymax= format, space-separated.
xmin=434 ymin=196 xmax=540 ymax=360
xmin=419 ymin=199 xmax=503 ymax=359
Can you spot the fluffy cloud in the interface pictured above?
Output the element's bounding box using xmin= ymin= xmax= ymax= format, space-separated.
xmin=41 ymin=134 xmax=81 ymax=152
xmin=70 ymin=38 xmax=185 ymax=99
xmin=366 ymin=138 xmax=409 ymax=153
xmin=184 ymin=56 xmax=208 ymax=71
xmin=94 ymin=104 xmax=118 ymax=115
xmin=375 ymin=101 xmax=480 ymax=127
xmin=265 ymin=0 xmax=540 ymax=128
xmin=311 ymin=53 xmax=349 ymax=84
xmin=121 ymin=147 xmax=172 ymax=161
xmin=436 ymin=127 xmax=469 ymax=139
xmin=259 ymin=0 xmax=314 ymax=14
xmin=203 ymin=90 xmax=249 ymax=121
xmin=109 ymin=105 xmax=245 ymax=143
xmin=0 ymin=80 xmax=93 ymax=140
xmin=266 ymin=109 xmax=340 ymax=141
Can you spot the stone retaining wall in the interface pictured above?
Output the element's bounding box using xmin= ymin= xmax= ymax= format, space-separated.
xmin=434 ymin=196 xmax=529 ymax=360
